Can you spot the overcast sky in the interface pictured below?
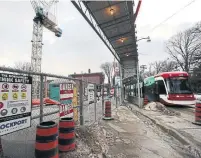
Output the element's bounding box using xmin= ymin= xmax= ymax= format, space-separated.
xmin=0 ymin=0 xmax=201 ymax=75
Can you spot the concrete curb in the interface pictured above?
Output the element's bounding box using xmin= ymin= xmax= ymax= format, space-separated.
xmin=125 ymin=103 xmax=201 ymax=158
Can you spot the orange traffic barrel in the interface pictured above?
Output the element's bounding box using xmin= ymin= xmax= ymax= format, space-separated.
xmin=103 ymin=100 xmax=113 ymax=120
xmin=193 ymin=100 xmax=201 ymax=125
xmin=59 ymin=117 xmax=76 ymax=152
xmin=144 ymin=96 xmax=148 ymax=105
xmin=105 ymin=101 xmax=111 ymax=117
xmin=35 ymin=121 xmax=58 ymax=158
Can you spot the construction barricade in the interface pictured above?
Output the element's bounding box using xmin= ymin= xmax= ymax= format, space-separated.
xmin=193 ymin=100 xmax=201 ymax=125
xmin=59 ymin=117 xmax=76 ymax=152
xmin=35 ymin=121 xmax=59 ymax=158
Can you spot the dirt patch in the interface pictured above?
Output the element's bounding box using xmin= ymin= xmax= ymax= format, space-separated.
xmin=144 ymin=102 xmax=181 ymax=116
xmin=0 ymin=124 xmax=110 ymax=158
xmin=60 ymin=125 xmax=105 ymax=158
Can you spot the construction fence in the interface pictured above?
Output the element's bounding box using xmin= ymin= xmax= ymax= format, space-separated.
xmin=0 ymin=66 xmax=121 ymax=158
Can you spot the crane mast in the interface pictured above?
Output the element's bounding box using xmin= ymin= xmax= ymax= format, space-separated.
xmin=30 ymin=0 xmax=62 ymax=99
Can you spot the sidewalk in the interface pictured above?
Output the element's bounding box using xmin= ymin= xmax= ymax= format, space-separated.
xmin=81 ymin=105 xmax=193 ymax=158
xmin=127 ymin=102 xmax=201 ymax=158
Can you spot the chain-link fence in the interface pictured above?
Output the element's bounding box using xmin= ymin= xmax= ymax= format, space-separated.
xmin=0 ymin=66 xmax=122 ymax=158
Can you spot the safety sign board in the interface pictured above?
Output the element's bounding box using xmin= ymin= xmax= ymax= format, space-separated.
xmin=0 ymin=73 xmax=32 ymax=136
xmin=59 ymin=83 xmax=74 ymax=118
xmin=87 ymin=84 xmax=95 ymax=104
xmin=0 ymin=116 xmax=31 ymax=136
xmin=60 ymin=83 xmax=73 ymax=101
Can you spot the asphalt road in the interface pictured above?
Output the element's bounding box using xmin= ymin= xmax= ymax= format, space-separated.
xmin=166 ymin=105 xmax=195 ymax=122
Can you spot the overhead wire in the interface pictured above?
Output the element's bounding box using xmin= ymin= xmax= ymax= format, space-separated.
xmin=149 ymin=0 xmax=197 ymax=33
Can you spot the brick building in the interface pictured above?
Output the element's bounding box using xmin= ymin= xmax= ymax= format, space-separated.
xmin=69 ymin=69 xmax=105 ymax=85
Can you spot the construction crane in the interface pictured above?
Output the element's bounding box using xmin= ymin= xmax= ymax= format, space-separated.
xmin=30 ymin=0 xmax=62 ymax=99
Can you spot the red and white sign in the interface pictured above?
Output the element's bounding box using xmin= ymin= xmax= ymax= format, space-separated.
xmin=110 ymin=88 xmax=114 ymax=95
xmin=12 ymin=84 xmax=19 ymax=90
xmin=59 ymin=83 xmax=74 ymax=118
xmin=59 ymin=104 xmax=73 ymax=117
xmin=1 ymin=83 xmax=9 ymax=92
xmin=21 ymin=84 xmax=27 ymax=90
xmin=12 ymin=84 xmax=19 ymax=92
xmin=60 ymin=90 xmax=74 ymax=100
xmin=0 ymin=102 xmax=4 ymax=109
xmin=60 ymin=83 xmax=73 ymax=100
xmin=2 ymin=83 xmax=9 ymax=90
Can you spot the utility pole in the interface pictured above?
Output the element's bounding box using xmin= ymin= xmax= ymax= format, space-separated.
xmin=140 ymin=65 xmax=147 ymax=73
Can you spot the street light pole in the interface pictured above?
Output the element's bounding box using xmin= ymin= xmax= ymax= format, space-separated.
xmin=137 ymin=60 xmax=141 ymax=107
xmin=137 ymin=36 xmax=151 ymax=42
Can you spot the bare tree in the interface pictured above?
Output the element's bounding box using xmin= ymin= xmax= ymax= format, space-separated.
xmin=14 ymin=62 xmax=32 ymax=71
xmin=193 ymin=22 xmax=201 ymax=33
xmin=150 ymin=61 xmax=164 ymax=74
xmin=100 ymin=62 xmax=113 ymax=85
xmin=142 ymin=59 xmax=178 ymax=79
xmin=193 ymin=22 xmax=201 ymax=63
xmin=161 ymin=59 xmax=179 ymax=72
xmin=166 ymin=26 xmax=201 ymax=73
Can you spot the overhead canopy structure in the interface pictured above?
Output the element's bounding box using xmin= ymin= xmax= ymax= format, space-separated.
xmin=72 ymin=0 xmax=138 ymax=80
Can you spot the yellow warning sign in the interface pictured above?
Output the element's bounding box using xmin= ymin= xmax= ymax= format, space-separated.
xmin=73 ymin=87 xmax=78 ymax=122
xmin=12 ymin=92 xmax=18 ymax=100
xmin=21 ymin=92 xmax=26 ymax=99
xmin=2 ymin=93 xmax=8 ymax=101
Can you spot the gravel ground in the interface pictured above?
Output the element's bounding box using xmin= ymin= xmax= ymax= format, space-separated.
xmin=144 ymin=102 xmax=181 ymax=116
xmin=1 ymin=100 xmax=193 ymax=158
xmin=61 ymin=105 xmax=196 ymax=158
xmin=60 ymin=125 xmax=104 ymax=158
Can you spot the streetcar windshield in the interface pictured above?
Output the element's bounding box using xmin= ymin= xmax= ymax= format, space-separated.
xmin=166 ymin=77 xmax=192 ymax=94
